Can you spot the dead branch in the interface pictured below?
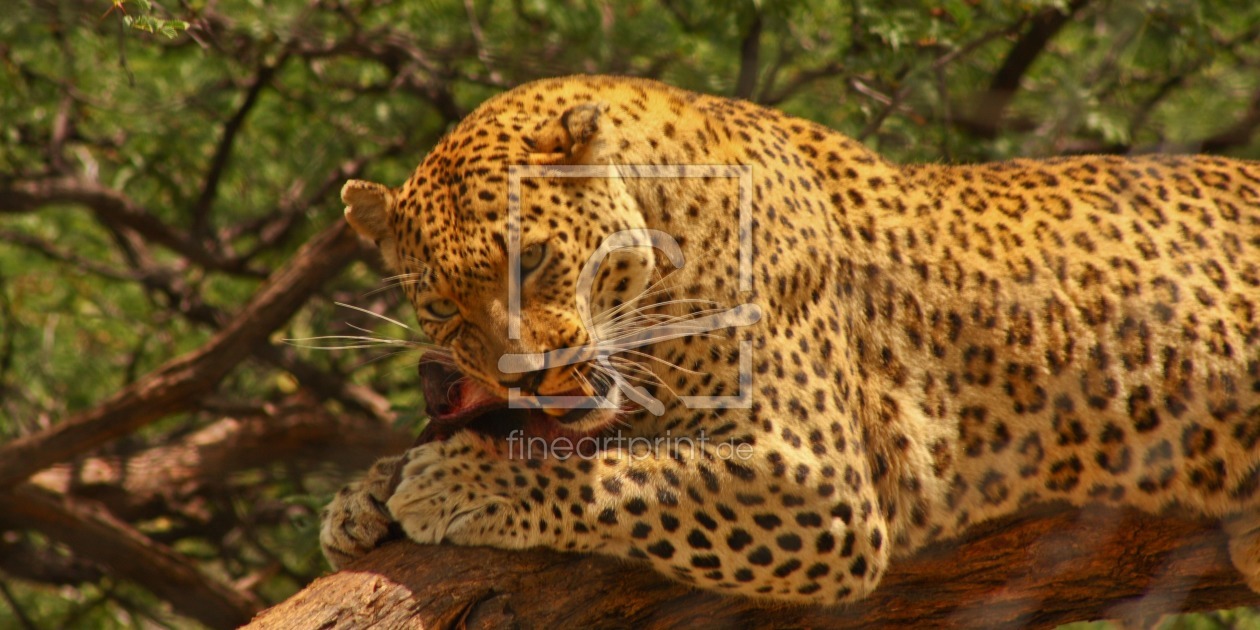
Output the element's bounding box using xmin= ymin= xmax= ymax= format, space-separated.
xmin=246 ymin=506 xmax=1259 ymax=629
xmin=0 ymin=220 xmax=363 ymax=490
xmin=31 ymin=399 xmax=407 ymax=522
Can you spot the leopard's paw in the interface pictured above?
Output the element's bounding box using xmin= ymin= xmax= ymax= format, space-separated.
xmin=386 ymin=439 xmax=516 ymax=547
xmin=320 ymin=454 xmax=405 ymax=569
xmin=1225 ymin=511 xmax=1260 ymax=593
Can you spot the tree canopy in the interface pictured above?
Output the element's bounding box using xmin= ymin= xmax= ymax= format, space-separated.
xmin=2 ymin=1 xmax=1260 ymax=627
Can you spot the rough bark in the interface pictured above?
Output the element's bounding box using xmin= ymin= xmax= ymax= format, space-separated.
xmin=246 ymin=506 xmax=1258 ymax=629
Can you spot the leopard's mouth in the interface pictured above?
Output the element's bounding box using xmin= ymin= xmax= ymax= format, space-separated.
xmin=415 ymin=360 xmax=616 ymax=446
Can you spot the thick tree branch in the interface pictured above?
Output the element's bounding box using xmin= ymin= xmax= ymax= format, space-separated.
xmin=246 ymin=507 xmax=1258 ymax=629
xmin=0 ymin=177 xmax=266 ymax=276
xmin=0 ymin=535 xmax=104 ymax=586
xmin=2 ymin=224 xmax=392 ymax=422
xmin=733 ymin=10 xmax=763 ymax=99
xmin=964 ymin=0 xmax=1090 ymax=138
xmin=0 ymin=484 xmax=261 ymax=629
xmin=0 ymin=220 xmax=363 ymax=489
xmin=0 ymin=228 xmax=137 ymax=282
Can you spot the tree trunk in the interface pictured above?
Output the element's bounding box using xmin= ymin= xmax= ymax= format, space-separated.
xmin=246 ymin=506 xmax=1259 ymax=629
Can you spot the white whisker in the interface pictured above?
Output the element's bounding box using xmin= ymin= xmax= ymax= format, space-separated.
xmin=352 ymin=348 xmax=417 ymax=369
xmin=334 ymin=301 xmax=415 ymax=330
xmin=594 ymin=292 xmax=714 ymax=329
xmin=617 ymin=349 xmax=703 ymax=375
xmin=572 ymin=368 xmax=596 ymax=397
xmin=285 ymin=334 xmax=426 ymax=350
xmin=588 ymin=274 xmax=686 ymax=327
xmin=365 ymin=277 xmax=426 ymax=296
xmin=606 ymin=358 xmax=684 ymax=398
xmin=599 ymin=306 xmax=729 ymax=342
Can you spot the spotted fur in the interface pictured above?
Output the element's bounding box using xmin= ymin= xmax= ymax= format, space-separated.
xmin=320 ymin=75 xmax=1260 ymax=604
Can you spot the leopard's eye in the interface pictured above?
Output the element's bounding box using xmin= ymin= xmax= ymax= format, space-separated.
xmin=422 ymin=298 xmax=460 ymax=320
xmin=520 ymin=243 xmax=548 ymax=274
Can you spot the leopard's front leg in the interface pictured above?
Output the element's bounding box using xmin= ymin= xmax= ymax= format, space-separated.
xmin=362 ymin=431 xmax=890 ymax=605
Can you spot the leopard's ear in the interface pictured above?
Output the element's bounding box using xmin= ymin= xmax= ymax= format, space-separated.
xmin=342 ymin=179 xmax=394 ymax=243
xmin=524 ymin=102 xmax=610 ymax=166
xmin=341 ymin=179 xmax=401 ymax=269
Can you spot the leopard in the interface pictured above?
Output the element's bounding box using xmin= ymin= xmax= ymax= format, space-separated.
xmin=320 ymin=74 xmax=1260 ymax=605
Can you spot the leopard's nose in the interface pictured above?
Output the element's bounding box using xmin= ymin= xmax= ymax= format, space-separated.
xmin=498 ymin=370 xmax=546 ymax=393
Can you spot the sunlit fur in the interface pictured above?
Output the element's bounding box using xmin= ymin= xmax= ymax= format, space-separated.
xmin=323 ymin=76 xmax=1260 ymax=603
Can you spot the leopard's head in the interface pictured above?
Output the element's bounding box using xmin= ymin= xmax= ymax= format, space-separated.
xmin=342 ymin=91 xmax=667 ymax=441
